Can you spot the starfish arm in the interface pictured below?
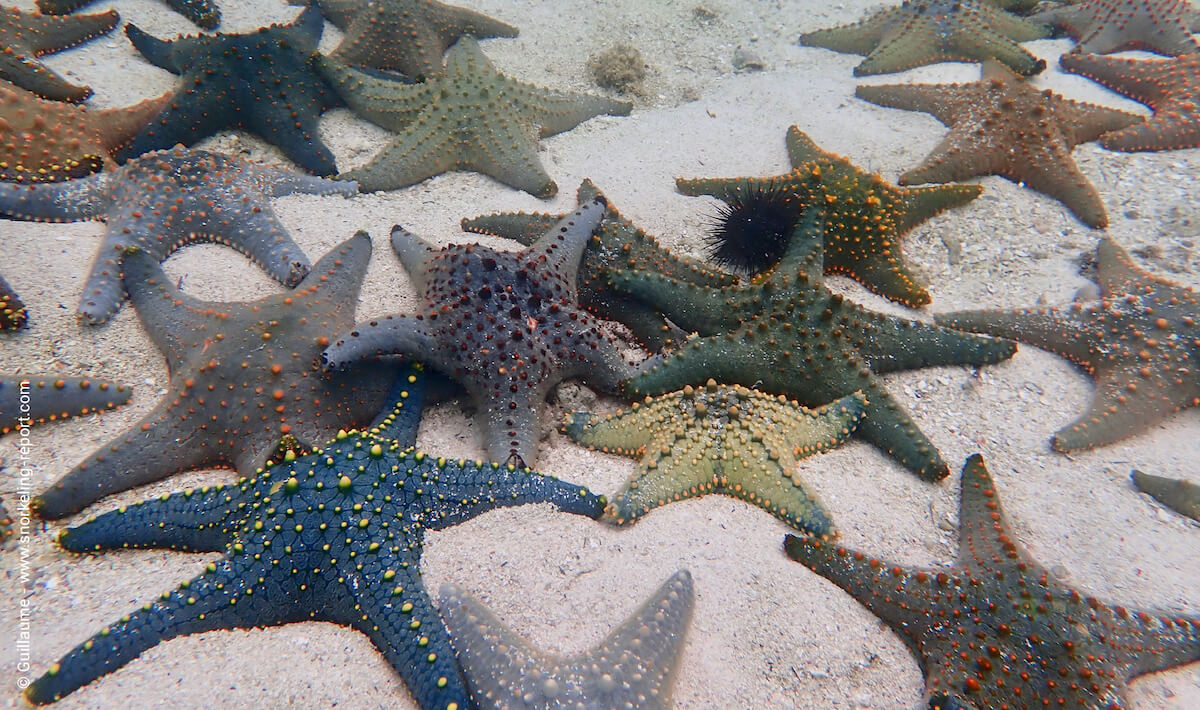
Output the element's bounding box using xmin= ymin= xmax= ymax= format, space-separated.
xmin=367 ymin=363 xmax=428 ymax=448
xmin=785 ymin=125 xmax=831 ymax=166
xmin=1060 ymin=52 xmax=1168 ymax=106
xmin=985 ymin=5 xmax=1053 ymax=42
xmin=414 ymin=456 xmax=605 ymax=530
xmin=854 ymin=23 xmax=941 ymax=76
xmin=243 ymin=94 xmax=338 ymax=176
xmin=281 ymin=228 xmax=369 ymax=305
xmin=855 ymin=83 xmax=965 ymax=127
xmin=35 ymin=0 xmax=96 ymax=12
xmin=388 ymin=225 xmax=439 ymax=290
xmin=927 ymin=694 xmax=979 ymax=710
xmin=1054 ymin=95 xmax=1145 ymax=147
xmin=0 ymin=275 xmax=27 ymax=330
xmin=562 ymin=408 xmax=657 ymax=456
xmin=121 ymin=249 xmax=223 ymax=369
xmin=606 ymin=270 xmax=746 ymax=335
xmin=280 ymin=3 xmax=324 ymax=52
xmin=567 ymin=330 xmax=641 ymax=393
xmin=1131 ymin=470 xmax=1200 ymax=521
xmin=436 ymin=7 xmax=520 ymax=44
xmin=935 ymin=305 xmax=1100 ymax=369
xmin=306 ymin=0 xmax=361 ymax=28
xmin=528 ymin=198 xmax=607 ymax=289
xmin=322 ymin=314 xmax=439 ymax=370
xmin=56 ymin=484 xmax=235 ymax=553
xmin=1050 ymin=368 xmax=1197 ymax=452
xmin=339 ymin=126 xmax=458 ymax=194
xmin=622 ymin=335 xmax=772 ymax=398
xmin=856 ymin=385 xmax=951 ymax=480
xmin=476 ymin=387 xmax=543 ymax=466
xmin=515 ymin=84 xmax=632 ymax=137
xmin=174 ymin=199 xmax=311 ymax=290
xmin=456 ymin=110 xmax=558 ymax=196
xmin=799 ymin=13 xmax=891 ymax=56
xmin=944 ymin=22 xmax=1046 ymax=76
xmin=92 ymin=92 xmax=174 ymax=157
xmin=896 ymin=129 xmax=1011 ymax=187
xmin=123 ymin=24 xmax=182 ymax=74
xmin=0 ymin=171 xmax=108 ymax=221
xmin=856 ymin=313 xmax=1017 ymax=374
xmin=25 ymin=9 xmax=117 ymax=55
xmin=956 ymin=455 xmax=1042 ymax=577
xmin=25 ymin=557 xmax=286 ymax=705
xmin=461 ymin=211 xmax=562 ymax=245
xmin=1120 ymin=613 xmax=1200 ymax=682
xmin=114 ymin=82 xmax=229 ymax=162
xmin=1094 ymin=238 xmax=1159 ymax=296
xmin=164 ymin=0 xmax=220 ymax=29
xmin=316 ymin=56 xmax=435 ymax=130
xmin=896 ymin=183 xmax=983 ymax=232
xmin=259 ymin=166 xmax=359 ymax=200
xmin=0 ymin=377 xmax=131 ymax=435
xmin=0 ymin=52 xmax=92 ymax=102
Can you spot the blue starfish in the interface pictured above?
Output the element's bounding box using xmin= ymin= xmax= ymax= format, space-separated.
xmin=25 ymin=379 xmax=606 ymax=709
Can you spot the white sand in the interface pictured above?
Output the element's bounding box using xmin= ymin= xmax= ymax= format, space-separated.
xmin=1 ymin=0 xmax=1198 ymax=708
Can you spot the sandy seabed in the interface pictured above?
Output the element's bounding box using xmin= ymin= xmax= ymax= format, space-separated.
xmin=1 ymin=0 xmax=1198 ymax=708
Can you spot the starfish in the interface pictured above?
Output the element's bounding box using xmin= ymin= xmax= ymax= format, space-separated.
xmin=0 ymin=146 xmax=356 ymax=325
xmin=117 ymin=5 xmax=342 ymax=176
xmin=25 ymin=391 xmax=606 ymax=708
xmin=856 ymin=60 xmax=1143 ymax=228
xmin=439 ymin=569 xmax=693 ymax=710
xmin=563 ymin=380 xmax=866 ymax=536
xmin=1060 ymin=51 xmax=1200 ymax=152
xmin=36 ymin=0 xmax=220 ymax=30
xmin=0 ymin=4 xmax=116 ymax=103
xmin=0 ymin=80 xmax=171 ymax=183
xmin=613 ymin=209 xmax=1017 ymax=481
xmin=936 ymin=238 xmax=1200 ymax=453
xmin=677 ymin=126 xmax=982 ymax=308
xmin=462 ymin=179 xmax=737 ymax=350
xmin=785 ymin=454 xmax=1200 ymax=709
xmin=0 ymin=376 xmax=130 ymax=435
xmin=31 ymin=234 xmax=402 ymax=519
xmin=300 ymin=0 xmax=518 ymax=80
xmin=0 ymin=273 xmax=26 ymax=330
xmin=1032 ymin=0 xmax=1200 ymax=56
xmin=317 ymin=37 xmax=631 ymax=196
xmin=1132 ymin=470 xmax=1200 ymax=522
xmin=322 ymin=199 xmax=640 ymax=468
xmin=799 ymin=0 xmax=1051 ymax=77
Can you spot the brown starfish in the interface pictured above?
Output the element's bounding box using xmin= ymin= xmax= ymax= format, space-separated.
xmin=1033 ymin=0 xmax=1200 ymax=56
xmin=786 ymin=454 xmax=1200 ymax=709
xmin=856 ymin=60 xmax=1143 ymax=228
xmin=0 ymin=80 xmax=170 ymax=183
xmin=937 ymin=238 xmax=1200 ymax=452
xmin=1061 ymin=51 xmax=1200 ymax=152
xmin=0 ymin=5 xmax=117 ymax=103
xmin=0 ymin=273 xmax=26 ymax=329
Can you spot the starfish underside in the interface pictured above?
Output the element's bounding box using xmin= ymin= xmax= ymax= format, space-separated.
xmin=564 ymin=381 xmax=866 ymax=536
xmin=318 ymin=37 xmax=631 ymax=196
xmin=26 ymin=386 xmax=605 ymax=708
xmin=613 ymin=210 xmax=1016 ymax=481
xmin=440 ymin=569 xmax=693 ymax=710
xmin=677 ymin=126 xmax=982 ymax=307
xmin=786 ymin=454 xmax=1200 ymax=709
xmin=0 ymin=146 xmax=356 ymax=325
xmin=0 ymin=5 xmax=117 ymax=102
xmin=856 ymin=60 xmax=1143 ymax=228
xmin=0 ymin=376 xmax=130 ymax=435
xmin=800 ymin=0 xmax=1050 ymax=77
xmin=36 ymin=0 xmax=220 ymax=29
xmin=1032 ymin=0 xmax=1200 ymax=55
xmin=936 ymin=238 xmax=1200 ymax=452
xmin=32 ymin=234 xmax=401 ymax=519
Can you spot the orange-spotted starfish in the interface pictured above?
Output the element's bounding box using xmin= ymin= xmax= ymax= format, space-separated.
xmin=0 ymin=5 xmax=116 ymax=102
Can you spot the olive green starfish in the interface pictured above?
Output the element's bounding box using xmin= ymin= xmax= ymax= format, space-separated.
xmin=677 ymin=126 xmax=982 ymax=308
xmin=799 ymin=0 xmax=1051 ymax=77
xmin=317 ymin=37 xmax=631 ymax=196
xmin=937 ymin=238 xmax=1200 ymax=452
xmin=564 ymin=380 xmax=866 ymax=536
xmin=0 ymin=5 xmax=117 ymax=102
xmin=613 ymin=210 xmax=1017 ymax=481
xmin=462 ymin=179 xmax=736 ymax=350
xmin=1132 ymin=470 xmax=1200 ymax=522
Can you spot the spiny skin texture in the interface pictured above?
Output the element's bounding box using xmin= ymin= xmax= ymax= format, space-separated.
xmin=1033 ymin=0 xmax=1200 ymax=55
xmin=0 ymin=146 xmax=356 ymax=325
xmin=462 ymin=179 xmax=736 ymax=350
xmin=323 ymin=200 xmax=641 ymax=468
xmin=440 ymin=569 xmax=693 ymax=710
xmin=785 ymin=454 xmax=1200 ymax=709
xmin=0 ymin=376 xmax=130 ymax=435
xmin=936 ymin=239 xmax=1200 ymax=453
xmin=677 ymin=126 xmax=983 ymax=308
xmin=318 ymin=37 xmax=632 ymax=197
xmin=615 ymin=211 xmax=1017 ymax=481
xmin=856 ymin=60 xmax=1143 ymax=228
xmin=300 ymin=0 xmax=518 ymax=80
xmin=32 ymin=234 xmax=400 ymax=519
xmin=799 ymin=0 xmax=1050 ymax=77
xmin=36 ymin=0 xmax=220 ymax=30
xmin=1132 ymin=470 xmax=1200 ymax=521
xmin=1060 ymin=51 xmax=1200 ymax=152
xmin=0 ymin=273 xmax=27 ymax=329
xmin=0 ymin=80 xmax=171 ymax=183
xmin=25 ymin=401 xmax=605 ymax=707
xmin=563 ymin=380 xmax=867 ymax=537
xmin=117 ymin=5 xmax=342 ymax=175
xmin=0 ymin=5 xmax=116 ymax=103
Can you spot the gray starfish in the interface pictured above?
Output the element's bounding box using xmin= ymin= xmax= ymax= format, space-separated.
xmin=440 ymin=569 xmax=694 ymax=710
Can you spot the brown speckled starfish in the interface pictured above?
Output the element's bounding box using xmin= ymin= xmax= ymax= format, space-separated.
xmin=786 ymin=454 xmax=1200 ymax=709
xmin=0 ymin=4 xmax=116 ymax=102
xmin=856 ymin=60 xmax=1143 ymax=228
xmin=1033 ymin=0 xmax=1200 ymax=56
xmin=37 ymin=0 xmax=220 ymax=30
xmin=937 ymin=238 xmax=1200 ymax=453
xmin=323 ymin=199 xmax=640 ymax=468
xmin=32 ymin=234 xmax=400 ymax=519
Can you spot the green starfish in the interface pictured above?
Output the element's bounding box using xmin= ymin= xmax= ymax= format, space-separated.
xmin=677 ymin=126 xmax=982 ymax=308
xmin=564 ymin=380 xmax=865 ymax=536
xmin=1132 ymin=470 xmax=1200 ymax=522
xmin=302 ymin=0 xmax=518 ymax=80
xmin=440 ymin=569 xmax=694 ymax=710
xmin=613 ymin=210 xmax=1016 ymax=481
xmin=786 ymin=454 xmax=1200 ymax=709
xmin=0 ymin=5 xmax=117 ymax=102
xmin=462 ymin=179 xmax=736 ymax=350
xmin=317 ymin=37 xmax=631 ymax=196
xmin=799 ymin=0 xmax=1050 ymax=77
xmin=937 ymin=238 xmax=1200 ymax=452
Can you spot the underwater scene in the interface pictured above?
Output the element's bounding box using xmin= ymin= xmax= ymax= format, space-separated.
xmin=0 ymin=0 xmax=1198 ymax=707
